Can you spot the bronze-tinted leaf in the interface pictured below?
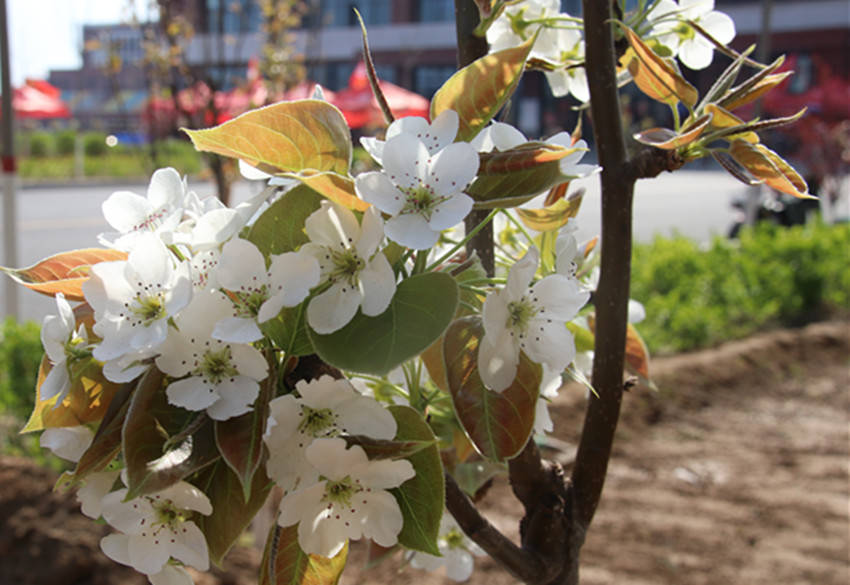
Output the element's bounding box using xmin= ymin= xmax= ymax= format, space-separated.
xmin=443 ymin=316 xmax=541 ymax=461
xmin=22 ymin=354 xmax=124 ymax=433
xmin=292 ymin=172 xmax=370 ymax=211
xmin=516 ymin=190 xmax=584 ymax=232
xmin=431 ymin=36 xmax=535 ymax=142
xmin=1 ymin=248 xmax=127 ymax=301
xmin=625 ymin=323 xmax=651 ymax=381
xmin=633 ymin=114 xmax=711 ymax=149
xmin=722 ymin=71 xmax=793 ymax=111
xmin=215 ymin=372 xmax=274 ymax=501
xmin=469 ymin=142 xmax=582 ymax=208
xmin=704 ymin=104 xmax=759 ymax=143
xmin=196 ymin=462 xmax=274 ymax=566
xmin=184 ymin=100 xmax=352 ymax=175
xmin=711 ymin=151 xmax=761 ymax=186
xmin=624 ymin=28 xmax=698 ymax=107
xmin=259 ymin=524 xmax=348 ymax=585
xmin=729 ymin=140 xmax=812 ymax=198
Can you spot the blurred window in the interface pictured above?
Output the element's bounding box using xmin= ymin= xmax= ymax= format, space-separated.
xmin=320 ymin=0 xmax=390 ymax=27
xmin=419 ymin=0 xmax=454 ymax=22
xmin=414 ymin=65 xmax=456 ymax=99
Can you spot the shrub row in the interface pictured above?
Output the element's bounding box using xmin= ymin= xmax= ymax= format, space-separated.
xmin=631 ymin=222 xmax=850 ymax=354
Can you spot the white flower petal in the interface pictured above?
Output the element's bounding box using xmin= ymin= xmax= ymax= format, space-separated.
xmin=206 ymin=377 xmax=260 ymax=420
xmin=429 ymin=193 xmax=473 ymax=231
xmin=40 ymin=364 xmax=70 ymax=403
xmin=384 ymin=213 xmax=440 ymax=250
xmin=700 ymin=10 xmax=735 ymax=43
xmin=127 ymin=532 xmax=171 ymax=575
xmin=157 ymin=481 xmax=213 ymax=515
xmin=102 ymin=191 xmax=152 ymax=234
xmin=355 ymin=207 xmax=385 ymax=260
xmin=170 ymin=521 xmax=210 ymax=570
xmin=40 ymin=426 xmax=93 ymax=462
xmin=263 ymin=251 xmax=320 ymax=316
xmin=359 ymin=489 xmax=405 ymax=547
xmin=218 ymin=238 xmax=268 ymax=289
xmin=305 ymin=200 xmax=361 ymax=249
xmin=358 ymin=254 xmax=396 ymax=316
xmin=524 ymin=319 xmax=576 ymax=373
xmin=307 ymin=281 xmax=362 ymax=334
xmin=478 ymin=328 xmax=519 ymax=392
xmin=382 ymin=133 xmax=429 ymax=190
xmin=166 ymin=376 xmax=221 ymax=412
xmin=305 ymin=437 xmax=367 ymax=480
xmin=530 ymin=275 xmax=589 ymax=321
xmin=506 ymin=247 xmax=539 ymax=299
xmin=212 ymin=316 xmax=263 ymax=343
xmin=679 ymin=38 xmax=714 ymax=70
xmin=78 ymin=470 xmax=121 ymax=519
xmin=147 ymin=167 xmax=186 ymax=211
xmin=148 ymin=565 xmax=195 ymax=585
xmin=229 ymin=343 xmax=270 ymax=381
xmin=356 ymin=171 xmax=405 ymax=216
xmin=428 ymin=142 xmax=479 ymax=198
xmin=100 ymin=533 xmax=133 ymax=567
xmin=337 ymin=396 xmax=398 ymax=439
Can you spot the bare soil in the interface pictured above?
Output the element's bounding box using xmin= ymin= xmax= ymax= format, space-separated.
xmin=1 ymin=321 xmax=848 ymax=585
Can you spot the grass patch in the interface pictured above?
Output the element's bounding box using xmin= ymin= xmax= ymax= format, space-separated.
xmin=632 ymin=221 xmax=850 ymax=354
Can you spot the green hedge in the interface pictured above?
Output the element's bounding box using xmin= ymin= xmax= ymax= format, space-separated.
xmin=631 ymin=222 xmax=850 ymax=354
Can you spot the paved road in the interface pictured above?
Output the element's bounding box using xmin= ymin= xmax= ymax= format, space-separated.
xmin=1 ymin=170 xmax=752 ymax=323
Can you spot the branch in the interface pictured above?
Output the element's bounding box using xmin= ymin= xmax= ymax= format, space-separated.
xmin=571 ymin=0 xmax=635 ymax=529
xmin=624 ymin=145 xmax=685 ymax=182
xmin=455 ymin=0 xmax=495 ymax=276
xmin=445 ymin=473 xmax=547 ymax=583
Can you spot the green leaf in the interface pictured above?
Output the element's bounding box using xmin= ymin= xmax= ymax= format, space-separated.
xmin=345 ymin=435 xmax=436 ymax=460
xmin=183 ymin=100 xmax=352 ymax=175
xmin=196 ymin=461 xmax=274 ymax=566
xmin=430 ymin=35 xmax=535 ymax=142
xmin=468 ymin=142 xmax=582 ymax=208
xmin=309 ymin=272 xmax=458 ymax=375
xmin=214 ymin=374 xmax=274 ymax=501
xmin=247 ymin=184 xmax=324 ymax=257
xmin=259 ymin=524 xmax=348 ymax=585
xmin=123 ymin=369 xmax=217 ymax=499
xmin=443 ymin=316 xmax=542 ymax=461
xmin=387 ymin=405 xmax=444 ymax=555
xmin=262 ymin=302 xmax=314 ymax=357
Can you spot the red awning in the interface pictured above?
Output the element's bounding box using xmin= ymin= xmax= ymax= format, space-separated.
xmin=9 ymin=80 xmax=71 ymax=119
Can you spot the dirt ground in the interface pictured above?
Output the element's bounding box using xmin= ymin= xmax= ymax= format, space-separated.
xmin=1 ymin=321 xmax=847 ymax=585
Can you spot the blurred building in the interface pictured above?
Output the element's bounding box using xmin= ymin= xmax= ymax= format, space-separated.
xmin=46 ymin=0 xmax=849 ymax=139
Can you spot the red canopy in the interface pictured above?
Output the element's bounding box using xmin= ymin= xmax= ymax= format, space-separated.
xmin=330 ymin=62 xmax=430 ymax=129
xmin=10 ymin=80 xmax=70 ymax=119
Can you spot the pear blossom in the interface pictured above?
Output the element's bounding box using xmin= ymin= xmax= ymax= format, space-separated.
xmin=99 ymin=167 xmax=188 ymax=250
xmin=156 ymin=290 xmax=268 ymax=421
xmin=83 ymin=233 xmax=192 ymax=362
xmin=541 ymin=28 xmax=589 ymax=102
xmin=533 ymin=365 xmax=564 ymax=435
xmin=278 ymin=437 xmax=415 ymax=558
xmin=213 ymin=238 xmax=319 ymax=343
xmin=78 ymin=470 xmax=121 ymax=519
xmin=486 ymin=0 xmax=561 ymax=55
xmin=360 ymin=110 xmax=460 ymax=166
xmin=40 ymin=425 xmax=93 ymax=461
xmin=99 ymin=479 xmax=212 ymax=577
xmin=264 ymin=375 xmax=397 ymax=494
xmin=102 ymin=348 xmax=156 ymax=384
xmin=555 ymin=218 xmax=581 ymax=277
xmin=40 ymin=293 xmax=89 ymax=404
xmin=355 ymin=133 xmax=479 ymax=250
xmin=301 ymin=202 xmax=396 ymax=334
xmin=649 ymin=0 xmax=735 ymax=70
xmin=478 ymin=247 xmax=590 ymax=392
xmin=408 ymin=514 xmax=485 ymax=582
xmin=148 ymin=565 xmax=195 ymax=585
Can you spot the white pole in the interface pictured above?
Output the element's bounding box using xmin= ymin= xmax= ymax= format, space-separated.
xmin=1 ymin=0 xmax=19 ymax=319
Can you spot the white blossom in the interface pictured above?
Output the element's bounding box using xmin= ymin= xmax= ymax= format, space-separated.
xmin=78 ymin=470 xmax=121 ymax=519
xmin=40 ymin=425 xmax=93 ymax=462
xmin=360 ymin=110 xmax=459 ymax=166
xmin=264 ymin=375 xmax=397 ymax=494
xmin=649 ymin=0 xmax=735 ymax=70
xmin=156 ymin=290 xmax=268 ymax=421
xmin=408 ymin=514 xmax=485 ymax=582
xmin=302 ymin=202 xmax=396 ymax=334
xmin=278 ymin=437 xmax=414 ymax=558
xmin=99 ymin=168 xmax=187 ymax=250
xmin=213 ymin=237 xmax=319 ymax=343
xmin=356 ymin=133 xmax=479 ymax=250
xmin=83 ymin=233 xmax=192 ymax=362
xmin=40 ymin=293 xmax=89 ymax=404
xmin=486 ymin=0 xmax=561 ymax=55
xmin=478 ymin=247 xmax=589 ymax=392
xmin=99 ymin=480 xmax=212 ymax=576
xmin=533 ymin=365 xmax=564 ymax=435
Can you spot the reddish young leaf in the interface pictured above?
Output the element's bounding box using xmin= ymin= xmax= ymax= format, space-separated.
xmin=259 ymin=524 xmax=348 ymax=585
xmin=730 ymin=140 xmax=812 ymax=198
xmin=721 ymin=71 xmax=793 ymax=111
xmin=633 ymin=113 xmax=712 ymax=150
xmin=704 ymin=104 xmax=759 ymax=143
xmin=443 ymin=316 xmax=542 ymax=461
xmin=1 ymin=248 xmax=127 ymax=301
xmin=196 ymin=462 xmax=274 ymax=566
xmin=431 ymin=35 xmax=535 ymax=142
xmin=625 ymin=323 xmax=651 ymax=381
xmin=623 ymin=28 xmax=698 ymax=107
xmin=517 ymin=189 xmax=585 ymax=232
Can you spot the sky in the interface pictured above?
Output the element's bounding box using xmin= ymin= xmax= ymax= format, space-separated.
xmin=7 ymin=0 xmax=157 ymax=86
